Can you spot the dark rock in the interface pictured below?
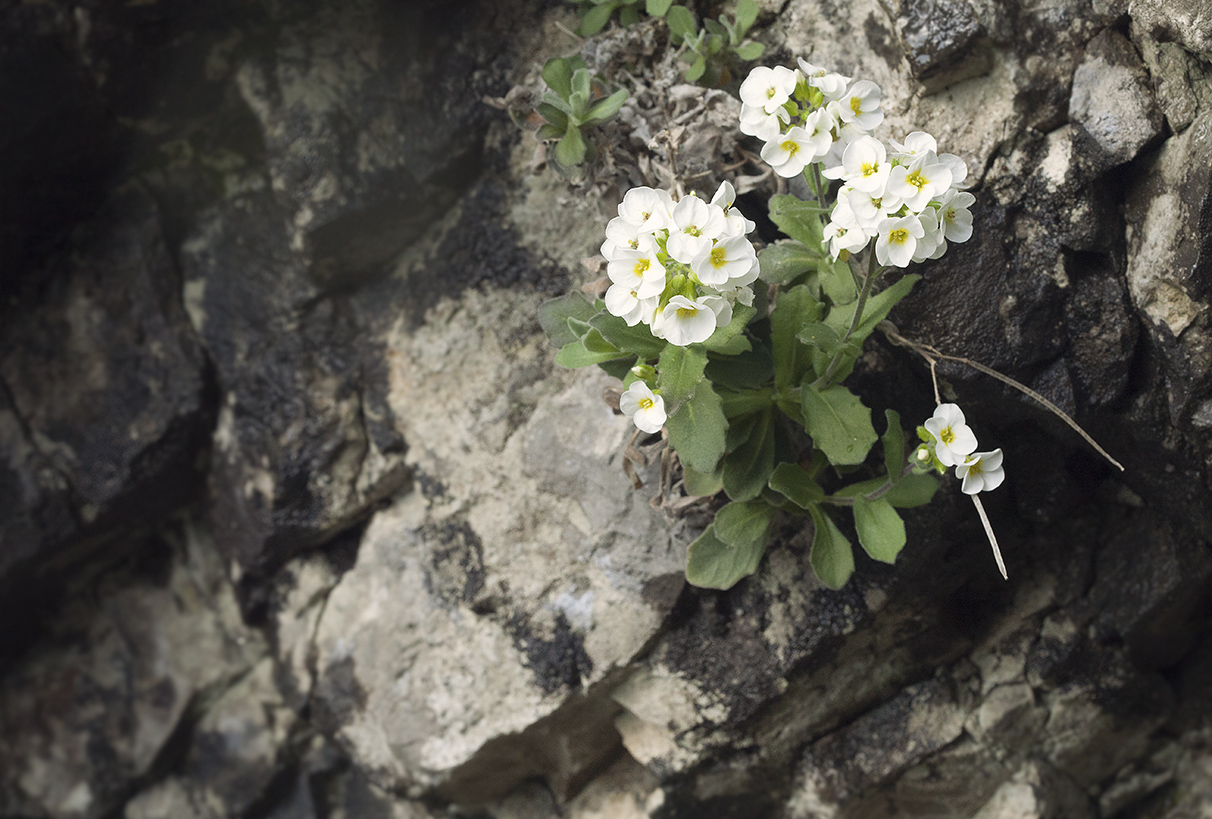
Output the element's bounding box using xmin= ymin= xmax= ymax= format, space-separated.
xmin=0 ymin=186 xmax=211 ymax=654
xmin=890 ymin=0 xmax=993 ymax=92
xmin=1130 ymin=0 xmax=1212 ymax=58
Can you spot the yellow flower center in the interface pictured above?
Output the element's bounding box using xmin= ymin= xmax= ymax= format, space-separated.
xmin=861 ymin=162 xmax=878 ymax=177
xmin=889 ymin=228 xmax=909 ymax=245
xmin=766 ymin=87 xmax=777 ymax=99
xmin=634 ymin=258 xmax=651 ymax=277
xmin=906 ymin=169 xmax=927 ymax=191
xmin=710 ymin=246 xmax=727 ymax=267
xmin=784 ymin=140 xmax=799 ymax=156
xmin=941 ymin=427 xmax=954 ymax=445
xmin=850 ymin=96 xmax=863 ymax=115
xmin=676 ymin=307 xmax=697 ymax=320
xmin=638 ymin=397 xmax=654 ymax=410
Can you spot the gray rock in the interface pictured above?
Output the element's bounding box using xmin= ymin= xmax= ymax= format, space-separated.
xmin=1069 ymin=30 xmax=1164 ymax=172
xmin=0 ymin=520 xmax=264 ymax=819
xmin=1130 ymin=0 xmax=1212 ymax=58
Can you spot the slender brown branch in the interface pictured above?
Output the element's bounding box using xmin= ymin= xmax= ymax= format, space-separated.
xmin=882 ymin=326 xmax=1124 ymax=472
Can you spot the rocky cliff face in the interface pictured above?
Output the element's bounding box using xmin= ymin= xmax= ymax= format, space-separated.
xmin=2 ymin=0 xmax=1212 ymax=817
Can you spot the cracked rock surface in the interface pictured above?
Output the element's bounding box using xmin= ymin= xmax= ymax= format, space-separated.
xmin=4 ymin=0 xmax=1212 ymax=817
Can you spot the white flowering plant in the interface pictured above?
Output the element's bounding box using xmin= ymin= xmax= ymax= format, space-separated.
xmin=540 ymin=59 xmax=1005 ymax=591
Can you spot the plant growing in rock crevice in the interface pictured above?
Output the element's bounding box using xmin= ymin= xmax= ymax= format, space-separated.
xmin=533 ymin=56 xmax=628 ymax=170
xmin=540 ymin=55 xmax=1122 ymax=590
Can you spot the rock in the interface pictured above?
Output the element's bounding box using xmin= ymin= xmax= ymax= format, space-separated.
xmin=1134 ymin=29 xmax=1204 ymax=133
xmin=0 ymin=186 xmax=210 ymax=654
xmin=889 ymin=0 xmax=993 ymax=92
xmin=787 ymin=680 xmax=967 ymax=816
xmin=1125 ymin=110 xmax=1212 ymax=337
xmin=181 ymin=190 xmax=408 ymax=575
xmin=971 ymin=761 xmax=1095 ymax=819
xmin=1070 ymin=30 xmax=1164 ymax=173
xmin=0 ymin=520 xmax=264 ymax=819
xmin=1130 ymin=0 xmax=1212 ymax=58
xmin=309 ymin=284 xmax=685 ymax=801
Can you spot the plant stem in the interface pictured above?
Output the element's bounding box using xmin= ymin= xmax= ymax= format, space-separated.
xmin=821 ymin=463 xmax=916 ymax=506
xmin=972 ymin=494 xmax=1008 ymax=580
xmin=812 ymin=250 xmax=880 ymax=389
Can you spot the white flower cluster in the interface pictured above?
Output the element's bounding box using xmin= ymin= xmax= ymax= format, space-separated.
xmin=739 ymin=60 xmax=975 ymax=268
xmin=601 ymin=182 xmax=760 ymax=347
xmin=916 ymin=404 xmax=1004 ymax=495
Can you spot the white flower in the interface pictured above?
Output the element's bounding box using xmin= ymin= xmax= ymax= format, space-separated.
xmin=659 ymin=295 xmax=721 ymax=346
xmin=937 ymin=189 xmax=975 ymax=243
xmin=712 ymin=181 xmax=757 ymax=238
xmin=874 ymin=214 xmax=925 ymax=268
xmin=606 ymin=238 xmax=666 ymax=299
xmin=761 ymin=126 xmax=817 ymax=178
xmin=923 ymin=403 xmax=978 ymax=467
xmin=887 ymin=153 xmax=953 ymax=213
xmin=618 ymin=186 xmax=674 ymax=233
xmin=937 ymin=153 xmax=969 ymax=189
xmin=620 ymin=382 xmax=667 ymax=433
xmin=824 ymin=197 xmax=869 ymax=257
xmin=666 ymin=196 xmax=727 ymax=263
xmin=912 ymin=207 xmax=946 ymax=263
xmin=604 ymin=284 xmax=658 ymax=326
xmin=826 ymin=136 xmax=889 ymax=194
xmin=739 ymin=65 xmax=798 ymax=114
xmin=601 ymin=216 xmax=644 ymax=260
xmin=797 ymin=58 xmax=850 ymax=101
xmin=845 ymin=185 xmax=904 ymax=233
xmin=691 ymin=234 xmax=758 ymax=286
xmin=739 ymin=102 xmax=787 ymax=142
xmin=957 ymin=449 xmax=1005 ymax=494
xmin=838 ymin=80 xmax=884 ymax=131
xmin=888 ymin=131 xmax=937 ymax=161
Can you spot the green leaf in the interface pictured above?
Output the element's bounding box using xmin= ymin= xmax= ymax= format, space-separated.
xmin=646 ymin=0 xmax=673 ymax=15
xmin=768 ymin=462 xmax=825 ymax=508
xmin=797 ymin=320 xmax=847 ymax=357
xmin=683 ymin=463 xmax=724 ymax=496
xmin=586 ymin=88 xmax=628 ymax=122
xmin=882 ymin=409 xmax=905 ymax=481
xmin=685 ymin=54 xmax=707 ymax=82
xmin=715 ymin=499 xmax=775 ymax=549
xmin=571 ymin=68 xmax=592 ymax=103
xmin=657 ymin=343 xmax=708 ymax=413
xmin=579 ymin=1 xmax=617 ymax=35
xmin=569 ymin=90 xmax=590 ymax=119
xmin=771 ymin=285 xmax=822 ymax=393
xmin=619 ymin=4 xmax=641 ymax=25
xmin=555 ymin=334 xmax=627 ymax=368
xmin=723 ymin=406 xmax=775 ymax=501
xmin=801 ymin=382 xmax=877 ymax=466
xmin=703 ymin=304 xmax=756 ymax=353
xmin=536 ymin=123 xmax=564 ymax=140
xmin=541 ymin=58 xmax=575 ymax=99
xmin=591 ymin=311 xmax=666 ymax=359
xmin=541 ymin=92 xmax=575 ymax=117
xmin=554 ymin=125 xmax=588 ymax=168
xmin=719 ymin=388 xmax=773 ymax=420
xmin=733 ymin=41 xmax=765 ymax=61
xmin=686 ymin=523 xmax=764 ymax=590
xmin=884 ymin=472 xmax=938 ymax=507
xmin=666 ymin=381 xmax=728 ymax=474
xmin=758 ymin=240 xmax=818 ymax=285
xmin=706 ymin=345 xmax=774 ymax=391
xmin=853 ymin=497 xmax=906 ymax=564
xmin=598 ymin=357 xmax=635 ymax=379
xmin=819 ymin=255 xmax=857 ymax=305
xmin=704 ymin=18 xmax=727 ymax=37
xmin=536 ymin=101 xmax=570 ymax=130
xmin=768 ymin=194 xmax=827 ymax=249
xmin=825 ymin=274 xmax=921 ymax=346
xmin=734 ymin=0 xmax=759 ymax=33
xmin=808 ymin=505 xmax=855 ymax=589
xmin=538 ymin=293 xmax=598 ymax=348
xmin=666 ymin=4 xmax=697 ymax=40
